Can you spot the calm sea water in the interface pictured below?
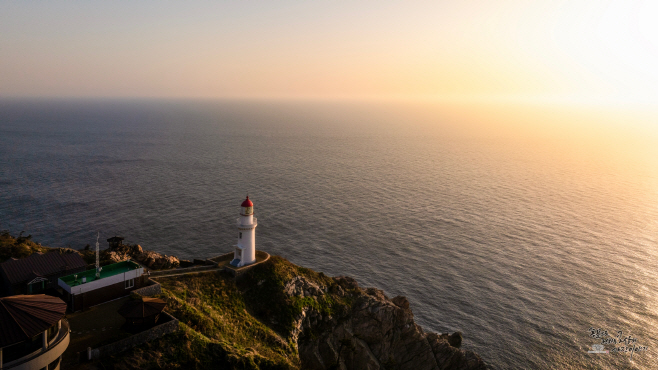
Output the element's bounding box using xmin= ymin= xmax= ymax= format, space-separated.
xmin=1 ymin=99 xmax=657 ymax=369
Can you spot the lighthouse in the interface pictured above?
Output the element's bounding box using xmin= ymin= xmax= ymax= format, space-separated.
xmin=232 ymin=196 xmax=257 ymax=267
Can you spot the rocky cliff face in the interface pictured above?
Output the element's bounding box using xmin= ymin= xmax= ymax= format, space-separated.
xmin=100 ymin=243 xmax=181 ymax=270
xmin=240 ymin=258 xmax=488 ymax=370
xmin=287 ymin=276 xmax=487 ymax=370
xmin=89 ymin=255 xmax=486 ymax=370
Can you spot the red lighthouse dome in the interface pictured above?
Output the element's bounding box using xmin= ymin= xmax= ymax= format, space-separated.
xmin=241 ymin=196 xmax=253 ymax=207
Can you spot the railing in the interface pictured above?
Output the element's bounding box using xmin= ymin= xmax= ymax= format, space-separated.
xmin=236 ymin=217 xmax=257 ymax=227
xmin=3 ymin=320 xmax=70 ymax=370
xmin=148 ymin=264 xmax=218 ymax=277
xmin=89 ymin=313 xmax=179 ymax=360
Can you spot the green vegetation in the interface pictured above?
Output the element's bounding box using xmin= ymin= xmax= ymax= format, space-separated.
xmin=0 ymin=231 xmax=357 ymax=370
xmin=104 ymin=256 xmax=355 ymax=370
xmin=0 ymin=231 xmax=51 ymax=262
xmin=237 ymin=256 xmax=347 ymax=335
xmin=109 ymin=324 xmax=292 ymax=370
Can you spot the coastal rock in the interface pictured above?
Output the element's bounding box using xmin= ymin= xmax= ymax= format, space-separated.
xmin=334 ymin=276 xmax=359 ymax=290
xmin=108 ymin=242 xmax=179 ymax=270
xmin=136 ymin=250 xmax=179 ymax=270
xmin=107 ymin=251 xmax=129 ymax=263
xmin=49 ymin=247 xmax=81 ymax=255
xmin=391 ymin=295 xmax=410 ymax=310
xmin=296 ymin=276 xmax=487 ymax=370
xmin=284 ymin=276 xmax=326 ymax=298
xmin=438 ymin=332 xmax=463 ymax=348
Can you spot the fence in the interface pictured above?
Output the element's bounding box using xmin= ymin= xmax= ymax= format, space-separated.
xmin=89 ymin=312 xmax=179 ymax=360
xmin=132 ymin=278 xmax=161 ymax=296
xmin=148 ymin=263 xmax=217 ymax=277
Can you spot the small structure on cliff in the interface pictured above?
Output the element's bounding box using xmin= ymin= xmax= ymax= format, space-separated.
xmin=231 ymin=196 xmax=258 ymax=267
xmin=107 ymin=236 xmax=124 ymax=249
xmin=118 ymin=296 xmax=167 ymax=326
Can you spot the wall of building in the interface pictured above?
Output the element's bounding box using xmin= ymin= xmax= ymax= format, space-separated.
xmin=0 ymin=266 xmax=85 ymax=297
xmin=236 ymin=216 xmax=257 ymax=266
xmin=0 ymin=271 xmax=12 ymax=297
xmin=70 ymin=275 xmax=145 ymax=312
xmin=90 ymin=313 xmax=179 ymax=360
xmin=59 ymin=267 xmax=143 ymax=295
xmin=1 ymin=319 xmax=70 ymax=370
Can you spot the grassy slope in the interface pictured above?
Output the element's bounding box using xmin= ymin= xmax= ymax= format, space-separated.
xmin=0 ymin=232 xmax=353 ymax=370
xmin=106 ymin=256 xmax=355 ymax=370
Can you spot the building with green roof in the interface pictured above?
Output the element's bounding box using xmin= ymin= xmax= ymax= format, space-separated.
xmin=58 ymin=260 xmax=144 ymax=311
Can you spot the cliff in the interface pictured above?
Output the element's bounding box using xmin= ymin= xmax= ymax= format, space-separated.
xmin=108 ymin=256 xmax=487 ymax=370
xmin=1 ymin=232 xmax=487 ymax=369
xmin=290 ymin=276 xmax=485 ymax=370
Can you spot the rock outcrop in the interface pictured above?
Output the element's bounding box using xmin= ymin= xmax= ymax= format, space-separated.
xmin=106 ymin=243 xmax=180 ymax=270
xmin=283 ymin=275 xmax=487 ymax=370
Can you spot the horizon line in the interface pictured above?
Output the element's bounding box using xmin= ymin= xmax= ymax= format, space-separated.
xmin=1 ymin=94 xmax=657 ymax=108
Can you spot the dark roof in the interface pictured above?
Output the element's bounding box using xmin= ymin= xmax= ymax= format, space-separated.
xmin=0 ymin=252 xmax=86 ymax=285
xmin=0 ymin=294 xmax=67 ymax=348
xmin=118 ymin=297 xmax=166 ymax=319
xmin=107 ymin=236 xmax=124 ymax=242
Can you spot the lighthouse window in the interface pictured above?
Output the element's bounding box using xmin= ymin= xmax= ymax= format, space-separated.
xmin=239 ymin=232 xmax=242 ymax=239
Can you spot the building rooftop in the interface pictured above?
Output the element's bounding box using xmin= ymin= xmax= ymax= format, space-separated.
xmin=0 ymin=294 xmax=67 ymax=348
xmin=241 ymin=196 xmax=253 ymax=207
xmin=59 ymin=260 xmax=141 ymax=287
xmin=0 ymin=252 xmax=86 ymax=284
xmin=118 ymin=297 xmax=166 ymax=319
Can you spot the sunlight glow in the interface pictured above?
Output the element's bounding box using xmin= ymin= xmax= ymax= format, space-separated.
xmin=0 ymin=0 xmax=657 ymax=104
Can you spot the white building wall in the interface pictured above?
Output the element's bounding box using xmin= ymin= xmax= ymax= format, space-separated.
xmin=58 ymin=267 xmax=143 ymax=295
xmin=241 ymin=213 xmax=254 ymax=224
xmin=236 ymin=216 xmax=257 ymax=266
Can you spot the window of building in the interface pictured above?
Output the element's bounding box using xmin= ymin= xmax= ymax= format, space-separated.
xmin=125 ymin=278 xmax=134 ymax=289
xmin=239 ymin=232 xmax=242 ymax=239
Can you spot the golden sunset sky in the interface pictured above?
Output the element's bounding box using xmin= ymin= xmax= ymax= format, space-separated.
xmin=1 ymin=1 xmax=657 ymax=105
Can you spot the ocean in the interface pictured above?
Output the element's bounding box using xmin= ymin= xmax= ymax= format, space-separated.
xmin=1 ymin=99 xmax=657 ymax=369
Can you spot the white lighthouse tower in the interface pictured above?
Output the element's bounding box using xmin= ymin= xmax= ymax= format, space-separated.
xmin=231 ymin=196 xmax=257 ymax=267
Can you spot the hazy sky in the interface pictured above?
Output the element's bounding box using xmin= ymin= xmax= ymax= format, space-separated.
xmin=1 ymin=1 xmax=657 ymax=102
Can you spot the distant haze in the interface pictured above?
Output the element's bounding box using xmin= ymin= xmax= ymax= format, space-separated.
xmin=1 ymin=1 xmax=657 ymax=104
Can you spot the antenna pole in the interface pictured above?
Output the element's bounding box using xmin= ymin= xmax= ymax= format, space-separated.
xmin=95 ymin=232 xmax=100 ymax=279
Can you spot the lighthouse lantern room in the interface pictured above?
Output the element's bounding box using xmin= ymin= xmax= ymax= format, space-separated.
xmin=231 ymin=196 xmax=257 ymax=267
